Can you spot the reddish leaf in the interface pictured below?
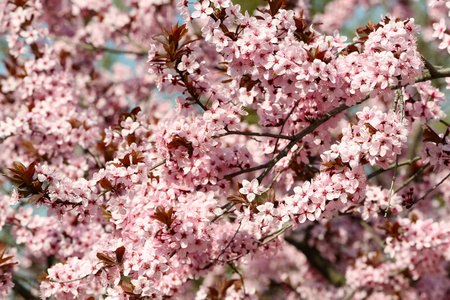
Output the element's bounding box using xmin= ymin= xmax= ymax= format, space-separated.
xmin=38 ymin=272 xmax=49 ymax=282
xmin=227 ymin=195 xmax=247 ymax=204
xmin=4 ymin=161 xmax=43 ymax=199
xmin=423 ymin=124 xmax=441 ymax=144
xmin=0 ymin=262 xmax=18 ymax=269
xmin=119 ymin=280 xmax=135 ymax=294
xmin=120 ymin=153 xmax=132 ymax=167
xmin=378 ymin=219 xmax=403 ymax=240
xmin=364 ymin=123 xmax=377 ymax=135
xmin=152 ymin=35 xmax=168 ymax=46
xmin=115 ymin=246 xmax=125 ymax=264
xmin=99 ymin=178 xmax=113 ymax=191
xmin=96 ymin=252 xmax=116 ymax=265
xmin=267 ymin=0 xmax=284 ymax=16
xmin=0 ymin=254 xmax=14 ymax=265
xmin=167 ymin=135 xmax=193 ymax=157
xmin=27 ymin=193 xmax=44 ymax=204
xmin=152 ymin=206 xmax=177 ymax=229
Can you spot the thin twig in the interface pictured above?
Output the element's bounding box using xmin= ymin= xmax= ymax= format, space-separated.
xmin=216 ymin=221 xmax=242 ymax=261
xmin=268 ymin=169 xmax=284 ymax=189
xmin=259 ymin=222 xmax=293 ymax=246
xmin=52 ymin=36 xmax=148 ymax=56
xmin=360 ymin=221 xmax=384 ymax=250
xmin=267 ymin=144 xmax=305 ymax=189
xmin=440 ymin=119 xmax=450 ymax=127
xmin=367 ymin=156 xmax=421 ymax=179
xmin=177 ymin=70 xmax=208 ymax=111
xmin=385 ymin=151 xmax=400 ymax=216
xmin=342 ymin=290 xmax=356 ymax=300
xmin=387 ymin=90 xmax=403 ymax=216
xmin=227 ymin=263 xmax=246 ymax=295
xmin=210 ymin=202 xmax=236 ymax=223
xmin=394 ymin=162 xmax=430 ymax=193
xmin=213 ymin=130 xmax=293 ymax=140
xmin=208 ymin=221 xmax=295 ymax=267
xmin=148 ymin=160 xmax=166 ymax=173
xmin=48 ymin=273 xmax=91 ymax=283
xmin=117 ymin=30 xmax=148 ymax=52
xmin=257 ymin=99 xmax=357 ymax=183
xmin=272 ymin=98 xmax=302 ymax=159
xmin=85 ymin=148 xmax=104 ymax=168
xmin=224 ymin=163 xmax=269 ymax=179
xmin=408 ymin=171 xmax=450 ymax=208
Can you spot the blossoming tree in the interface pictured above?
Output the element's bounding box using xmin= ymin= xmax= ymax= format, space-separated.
xmin=1 ymin=0 xmax=450 ymax=299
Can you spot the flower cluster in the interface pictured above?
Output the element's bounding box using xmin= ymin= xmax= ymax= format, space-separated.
xmin=290 ymin=107 xmax=409 ymax=220
xmin=1 ymin=0 xmax=450 ymax=299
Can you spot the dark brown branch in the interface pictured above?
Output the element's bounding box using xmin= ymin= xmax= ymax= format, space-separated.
xmin=272 ymin=98 xmax=302 ymax=158
xmin=284 ymin=236 xmax=346 ymax=287
xmin=421 ymin=56 xmax=439 ymax=77
xmin=257 ymin=100 xmax=353 ymax=182
xmin=12 ymin=275 xmax=39 ymax=300
xmin=440 ymin=119 xmax=450 ymax=127
xmin=213 ymin=130 xmax=294 ymax=140
xmin=178 ymin=72 xmax=208 ymax=111
xmin=224 ymin=163 xmax=269 ymax=179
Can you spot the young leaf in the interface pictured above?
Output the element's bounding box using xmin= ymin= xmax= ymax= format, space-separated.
xmin=96 ymin=252 xmax=116 ymax=265
xmin=115 ymin=246 xmax=125 ymax=264
xmin=423 ymin=124 xmax=441 ymax=144
xmin=99 ymin=178 xmax=114 ymax=191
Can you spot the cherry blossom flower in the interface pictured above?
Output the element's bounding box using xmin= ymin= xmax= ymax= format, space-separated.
xmin=177 ymin=54 xmax=200 ymax=74
xmin=192 ymin=1 xmax=213 ymax=19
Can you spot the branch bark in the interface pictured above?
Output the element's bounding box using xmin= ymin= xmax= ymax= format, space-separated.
xmin=284 ymin=236 xmax=346 ymax=287
xmin=12 ymin=275 xmax=39 ymax=300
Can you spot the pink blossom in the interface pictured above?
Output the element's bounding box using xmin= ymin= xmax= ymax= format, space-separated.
xmin=192 ymin=1 xmax=213 ymax=19
xmin=177 ymin=54 xmax=200 ymax=74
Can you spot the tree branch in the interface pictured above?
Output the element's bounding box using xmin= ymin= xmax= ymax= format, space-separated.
xmin=394 ymin=162 xmax=430 ymax=193
xmin=12 ymin=275 xmax=39 ymax=300
xmin=148 ymin=160 xmax=167 ymax=174
xmin=52 ymin=36 xmax=148 ymax=56
xmin=257 ymin=100 xmax=354 ymax=182
xmin=259 ymin=222 xmax=293 ymax=246
xmin=213 ymin=130 xmax=294 ymax=140
xmin=272 ymin=98 xmax=302 ymax=159
xmin=222 ymin=66 xmax=450 ymax=183
xmin=284 ymin=236 xmax=346 ymax=287
xmin=407 ymin=171 xmax=450 ymax=208
xmin=367 ymin=156 xmax=421 ymax=179
xmin=224 ymin=163 xmax=269 ymax=179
